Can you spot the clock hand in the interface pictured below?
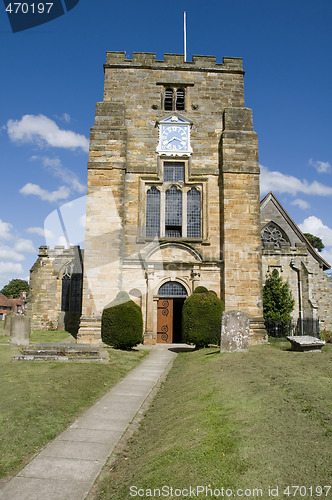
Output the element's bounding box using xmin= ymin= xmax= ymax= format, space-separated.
xmin=166 ymin=136 xmax=182 ymax=144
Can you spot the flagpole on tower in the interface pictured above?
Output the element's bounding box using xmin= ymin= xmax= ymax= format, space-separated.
xmin=184 ymin=11 xmax=187 ymax=62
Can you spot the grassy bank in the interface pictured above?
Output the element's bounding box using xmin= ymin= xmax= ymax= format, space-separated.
xmin=96 ymin=343 xmax=331 ymax=499
xmin=0 ymin=336 xmax=147 ymax=480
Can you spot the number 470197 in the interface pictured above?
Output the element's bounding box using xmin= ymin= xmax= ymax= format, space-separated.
xmin=283 ymin=485 xmax=331 ymax=497
xmin=5 ymin=3 xmax=53 ymax=14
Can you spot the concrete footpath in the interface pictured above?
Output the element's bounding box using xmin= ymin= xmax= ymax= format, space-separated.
xmin=0 ymin=346 xmax=179 ymax=500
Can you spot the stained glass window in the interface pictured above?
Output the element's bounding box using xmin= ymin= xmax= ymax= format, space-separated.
xmin=187 ymin=188 xmax=201 ymax=238
xmin=146 ymin=186 xmax=160 ymax=237
xmin=165 ymin=185 xmax=182 ymax=237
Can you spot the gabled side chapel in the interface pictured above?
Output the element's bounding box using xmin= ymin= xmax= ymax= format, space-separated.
xmin=27 ymin=52 xmax=332 ymax=343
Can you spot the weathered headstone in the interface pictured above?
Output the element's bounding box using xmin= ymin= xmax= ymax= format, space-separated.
xmin=58 ymin=311 xmax=65 ymax=330
xmin=220 ymin=310 xmax=250 ymax=352
xmin=3 ymin=312 xmax=15 ymax=336
xmin=10 ymin=316 xmax=30 ymax=347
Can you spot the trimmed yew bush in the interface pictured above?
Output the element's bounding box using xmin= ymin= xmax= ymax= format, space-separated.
xmin=101 ymin=292 xmax=143 ymax=350
xmin=182 ymin=287 xmax=224 ymax=348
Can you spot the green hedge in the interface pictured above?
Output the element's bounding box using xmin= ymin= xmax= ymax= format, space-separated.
xmin=101 ymin=292 xmax=143 ymax=350
xmin=182 ymin=288 xmax=224 ymax=348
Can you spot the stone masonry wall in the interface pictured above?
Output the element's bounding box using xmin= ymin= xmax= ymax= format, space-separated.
xmin=262 ymin=245 xmax=332 ymax=331
xmin=221 ymin=107 xmax=266 ymax=343
xmin=28 ymin=246 xmax=82 ymax=330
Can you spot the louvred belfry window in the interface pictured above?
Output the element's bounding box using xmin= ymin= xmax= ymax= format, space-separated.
xmin=163 ymin=88 xmax=186 ymax=111
xmin=164 ymin=88 xmax=174 ymax=111
xmin=176 ymin=88 xmax=185 ymax=111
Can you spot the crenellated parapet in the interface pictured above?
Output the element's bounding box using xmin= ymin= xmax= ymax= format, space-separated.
xmin=105 ymin=52 xmax=244 ymax=73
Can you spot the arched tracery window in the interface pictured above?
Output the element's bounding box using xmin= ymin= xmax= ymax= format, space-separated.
xmin=61 ymin=263 xmax=83 ymax=313
xmin=61 ymin=266 xmax=71 ymax=312
xmin=261 ymin=222 xmax=290 ymax=248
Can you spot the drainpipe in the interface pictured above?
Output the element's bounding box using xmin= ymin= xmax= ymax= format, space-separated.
xmin=290 ymin=259 xmax=303 ymax=335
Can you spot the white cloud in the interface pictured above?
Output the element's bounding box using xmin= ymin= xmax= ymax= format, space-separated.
xmin=55 ymin=113 xmax=71 ymax=123
xmin=0 ymin=219 xmax=13 ymax=241
xmin=299 ymin=216 xmax=332 ymax=247
xmin=79 ymin=214 xmax=86 ymax=228
xmin=321 ymin=248 xmax=332 ymax=267
xmin=19 ymin=183 xmax=70 ymax=203
xmin=309 ymin=158 xmax=331 ymax=174
xmin=56 ymin=236 xmax=70 ymax=247
xmin=14 ymin=238 xmax=36 ymax=253
xmin=260 ymin=165 xmax=332 ymax=196
xmin=0 ymin=245 xmax=24 ymax=262
xmin=7 ymin=114 xmax=89 ymax=152
xmin=26 ymin=227 xmax=54 ymax=238
xmin=0 ymin=262 xmax=24 ymax=276
xmin=291 ymin=198 xmax=310 ymax=210
xmin=31 ymin=155 xmax=86 ymax=194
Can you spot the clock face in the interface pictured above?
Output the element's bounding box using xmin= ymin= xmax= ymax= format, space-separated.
xmin=160 ymin=125 xmax=189 ymax=152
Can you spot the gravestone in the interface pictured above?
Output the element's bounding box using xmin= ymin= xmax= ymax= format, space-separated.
xmin=220 ymin=310 xmax=250 ymax=352
xmin=3 ymin=312 xmax=15 ymax=336
xmin=58 ymin=311 xmax=65 ymax=330
xmin=10 ymin=316 xmax=30 ymax=347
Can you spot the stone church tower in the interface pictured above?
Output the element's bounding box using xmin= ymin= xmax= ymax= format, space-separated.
xmin=77 ymin=52 xmax=267 ymax=345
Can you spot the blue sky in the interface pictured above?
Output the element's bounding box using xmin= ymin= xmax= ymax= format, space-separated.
xmin=0 ymin=0 xmax=331 ymax=289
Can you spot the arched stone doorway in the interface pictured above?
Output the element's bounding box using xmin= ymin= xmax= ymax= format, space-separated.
xmin=157 ymin=281 xmax=188 ymax=343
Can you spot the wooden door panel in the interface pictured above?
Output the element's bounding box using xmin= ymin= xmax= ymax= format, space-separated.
xmin=157 ymin=299 xmax=173 ymax=343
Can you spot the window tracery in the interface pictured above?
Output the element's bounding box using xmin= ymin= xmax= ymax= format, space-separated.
xmin=144 ymin=162 xmax=202 ymax=239
xmin=261 ymin=222 xmax=289 ymax=248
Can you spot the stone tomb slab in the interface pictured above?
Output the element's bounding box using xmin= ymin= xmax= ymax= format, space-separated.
xmin=286 ymin=336 xmax=325 ymax=352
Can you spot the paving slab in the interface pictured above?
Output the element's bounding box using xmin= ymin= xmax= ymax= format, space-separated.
xmin=0 ymin=346 xmax=178 ymax=500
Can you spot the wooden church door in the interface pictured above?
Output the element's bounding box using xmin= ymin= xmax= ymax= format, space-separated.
xmin=157 ymin=299 xmax=173 ymax=343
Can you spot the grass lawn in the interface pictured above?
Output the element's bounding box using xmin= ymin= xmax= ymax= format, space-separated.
xmin=95 ymin=342 xmax=332 ymax=499
xmin=0 ymin=332 xmax=147 ymax=480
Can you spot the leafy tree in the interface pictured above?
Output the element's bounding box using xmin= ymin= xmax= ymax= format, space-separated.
xmin=1 ymin=279 xmax=29 ymax=298
xmin=263 ymin=270 xmax=294 ymax=325
xmin=304 ymin=233 xmax=324 ymax=252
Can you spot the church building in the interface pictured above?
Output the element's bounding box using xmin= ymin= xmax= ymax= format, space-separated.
xmin=27 ymin=52 xmax=332 ymax=344
xmin=77 ymin=51 xmax=267 ymax=345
